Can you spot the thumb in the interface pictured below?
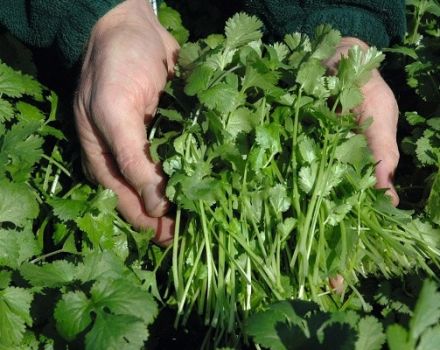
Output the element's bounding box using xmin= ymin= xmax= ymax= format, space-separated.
xmin=94 ymin=102 xmax=169 ymax=217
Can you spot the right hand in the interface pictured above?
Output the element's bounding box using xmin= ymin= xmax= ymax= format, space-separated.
xmin=74 ymin=0 xmax=179 ymax=244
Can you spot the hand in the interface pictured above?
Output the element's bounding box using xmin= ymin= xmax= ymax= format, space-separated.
xmin=325 ymin=37 xmax=400 ymax=207
xmin=74 ymin=0 xmax=179 ymax=244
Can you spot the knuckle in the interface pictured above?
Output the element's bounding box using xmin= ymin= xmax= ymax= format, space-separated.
xmin=116 ymin=151 xmax=144 ymax=180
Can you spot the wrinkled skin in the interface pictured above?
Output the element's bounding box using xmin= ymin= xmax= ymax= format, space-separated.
xmin=74 ymin=0 xmax=399 ymax=253
xmin=74 ymin=0 xmax=179 ymax=244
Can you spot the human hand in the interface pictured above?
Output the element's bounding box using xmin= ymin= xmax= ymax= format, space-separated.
xmin=74 ymin=0 xmax=179 ymax=244
xmin=325 ymin=37 xmax=400 ymax=207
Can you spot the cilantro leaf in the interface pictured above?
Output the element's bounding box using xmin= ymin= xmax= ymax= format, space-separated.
xmin=54 ymin=291 xmax=92 ymax=341
xmin=85 ymin=313 xmax=149 ymax=350
xmin=0 ymin=287 xmax=33 ymax=346
xmin=224 ymin=13 xmax=263 ymax=49
xmin=0 ymin=228 xmax=40 ymax=268
xmin=0 ymin=61 xmax=42 ymax=100
xmin=355 ymin=316 xmax=385 ymax=350
xmin=91 ymin=278 xmax=157 ymax=325
xmin=409 ymin=279 xmax=440 ymax=341
xmin=20 ymin=261 xmax=78 ymax=288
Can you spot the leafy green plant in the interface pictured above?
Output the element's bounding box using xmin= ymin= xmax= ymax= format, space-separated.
xmin=245 ymin=279 xmax=440 ymax=350
xmin=0 ymin=60 xmax=160 ymax=349
xmin=150 ymin=13 xmax=440 ymax=344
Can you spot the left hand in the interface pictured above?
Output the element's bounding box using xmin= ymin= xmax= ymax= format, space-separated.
xmin=325 ymin=37 xmax=400 ymax=207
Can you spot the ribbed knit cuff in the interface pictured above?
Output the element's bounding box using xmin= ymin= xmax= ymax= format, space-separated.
xmin=56 ymin=0 xmax=122 ymax=67
xmin=304 ymin=7 xmax=391 ymax=48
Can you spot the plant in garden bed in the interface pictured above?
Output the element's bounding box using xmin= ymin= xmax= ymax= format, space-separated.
xmin=0 ymin=60 xmax=160 ymax=349
xmin=150 ymin=11 xmax=440 ymax=344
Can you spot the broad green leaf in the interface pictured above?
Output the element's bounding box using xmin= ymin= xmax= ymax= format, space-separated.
xmin=20 ymin=261 xmax=77 ymax=288
xmin=268 ymin=184 xmax=291 ymax=213
xmin=386 ymin=324 xmax=411 ymax=350
xmin=409 ymin=280 xmax=440 ymax=341
xmin=298 ymin=135 xmax=318 ymax=164
xmin=157 ymin=3 xmax=189 ymax=45
xmin=355 ymin=316 xmax=386 ymax=350
xmin=184 ymin=65 xmax=215 ymax=96
xmin=335 ymin=135 xmax=372 ymax=172
xmin=85 ymin=313 xmax=149 ymax=350
xmin=225 ymin=13 xmax=263 ymax=48
xmin=311 ymin=25 xmax=341 ymax=60
xmin=54 ymin=291 xmax=92 ymax=341
xmin=47 ymin=197 xmax=86 ymax=222
xmin=296 ymin=59 xmax=326 ymax=95
xmin=0 ymin=228 xmax=39 ymax=268
xmin=76 ymin=212 xmax=114 ymax=249
xmin=199 ymin=83 xmax=245 ymax=114
xmin=416 ymin=134 xmax=437 ymax=165
xmin=299 ymin=162 xmax=318 ymax=194
xmin=77 ymin=252 xmax=129 ymax=283
xmin=417 ymin=325 xmax=440 ymax=350
xmin=91 ymin=278 xmax=157 ymax=325
xmin=0 ymin=287 xmax=33 ymax=346
xmin=226 ymin=107 xmax=254 ymax=137
xmin=0 ymin=61 xmax=42 ymax=99
xmin=0 ymin=99 xmax=13 ymax=122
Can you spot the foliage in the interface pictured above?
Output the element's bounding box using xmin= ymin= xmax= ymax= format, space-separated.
xmin=246 ymin=279 xmax=440 ymax=350
xmin=150 ymin=12 xmax=440 ymax=345
xmin=0 ymin=61 xmax=159 ymax=349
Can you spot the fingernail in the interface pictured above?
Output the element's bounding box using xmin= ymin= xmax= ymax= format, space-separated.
xmin=385 ymin=186 xmax=400 ymax=207
xmin=142 ymin=184 xmax=169 ymax=217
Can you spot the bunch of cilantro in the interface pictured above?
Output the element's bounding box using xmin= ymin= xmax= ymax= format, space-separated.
xmin=150 ymin=11 xmax=440 ymax=340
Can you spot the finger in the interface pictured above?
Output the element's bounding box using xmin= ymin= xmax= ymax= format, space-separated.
xmin=82 ymin=142 xmax=174 ymax=245
xmin=358 ymin=85 xmax=400 ymax=206
xmin=92 ymin=95 xmax=170 ymax=218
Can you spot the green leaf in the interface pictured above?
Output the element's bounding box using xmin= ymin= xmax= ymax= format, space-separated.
xmin=199 ymin=83 xmax=244 ymax=114
xmin=157 ymin=3 xmax=189 ymax=45
xmin=76 ymin=212 xmax=114 ymax=249
xmin=77 ymin=251 xmax=129 ymax=283
xmin=299 ymin=162 xmax=318 ymax=194
xmin=296 ymin=59 xmax=326 ymax=95
xmin=0 ymin=228 xmax=40 ymax=268
xmin=386 ymin=324 xmax=411 ymax=350
xmin=417 ymin=325 xmax=440 ymax=350
xmin=426 ymin=169 xmax=440 ymax=225
xmin=184 ymin=65 xmax=214 ymax=96
xmin=416 ymin=134 xmax=438 ymax=165
xmin=47 ymin=197 xmax=86 ymax=222
xmin=0 ymin=99 xmax=13 ymax=122
xmin=0 ymin=61 xmax=42 ymax=99
xmin=311 ymin=25 xmax=341 ymax=60
xmin=54 ymin=291 xmax=92 ymax=341
xmin=298 ymin=135 xmax=318 ymax=164
xmin=226 ymin=107 xmax=254 ymax=137
xmin=409 ymin=280 xmax=440 ymax=341
xmin=335 ymin=135 xmax=372 ymax=172
xmin=268 ymin=184 xmax=291 ymax=213
xmin=224 ymin=13 xmax=263 ymax=49
xmin=20 ymin=261 xmax=77 ymax=288
xmin=85 ymin=313 xmax=149 ymax=350
xmin=91 ymin=278 xmax=157 ymax=325
xmin=0 ymin=287 xmax=33 ymax=346
xmin=355 ymin=316 xmax=386 ymax=350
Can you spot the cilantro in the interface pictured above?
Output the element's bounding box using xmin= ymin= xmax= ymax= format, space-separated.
xmin=150 ymin=11 xmax=440 ymax=343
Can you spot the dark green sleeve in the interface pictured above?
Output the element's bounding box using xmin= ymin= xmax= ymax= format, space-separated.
xmin=244 ymin=0 xmax=406 ymax=47
xmin=0 ymin=0 xmax=122 ymax=67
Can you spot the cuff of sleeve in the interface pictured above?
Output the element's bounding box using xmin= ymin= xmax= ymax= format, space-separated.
xmin=56 ymin=0 xmax=122 ymax=67
xmin=304 ymin=7 xmax=390 ymax=48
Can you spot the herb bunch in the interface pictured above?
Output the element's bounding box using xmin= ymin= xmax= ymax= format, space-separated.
xmin=151 ymin=13 xmax=440 ymax=338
